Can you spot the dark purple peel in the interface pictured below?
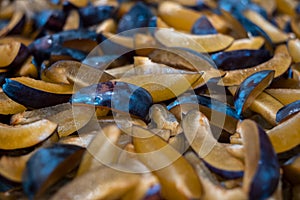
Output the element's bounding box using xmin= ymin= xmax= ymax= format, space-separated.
xmin=238 ymin=120 xmax=280 ymax=200
xmin=282 ymin=154 xmax=300 ymax=185
xmin=219 ymin=0 xmax=267 ymax=18
xmin=191 ymin=16 xmax=217 ymax=35
xmin=82 ymin=55 xmax=129 ymax=70
xmin=233 ymin=14 xmax=274 ymax=52
xmin=182 ymin=110 xmax=244 ymax=179
xmin=34 ymin=10 xmax=66 ymax=31
xmin=143 ymin=184 xmax=161 ymax=200
xmin=8 ymin=44 xmax=30 ymax=71
xmin=22 ymin=144 xmax=84 ymax=199
xmin=167 ymin=94 xmax=240 ymax=120
xmin=28 ymin=30 xmax=98 ymax=62
xmin=79 ymin=5 xmax=116 ymax=27
xmin=0 ymin=43 xmax=30 ymax=76
xmin=117 ymin=2 xmax=154 ymax=34
xmin=186 ymin=1 xmax=211 ymax=11
xmin=49 ymin=46 xmax=87 ymax=61
xmin=0 ymin=72 xmax=10 ymax=86
xmin=234 ymin=70 xmax=275 ymax=116
xmin=168 ymin=94 xmax=239 ymax=134
xmin=211 ymin=49 xmax=271 ymax=71
xmin=0 ymin=175 xmax=20 ymax=192
xmin=71 ymin=81 xmax=153 ymax=119
xmin=276 ymin=100 xmax=300 ymax=123
xmin=203 ymin=161 xmax=243 ymax=179
xmin=249 ymin=126 xmax=280 ymax=200
xmin=0 ymin=20 xmax=9 ymax=30
xmin=0 ymin=11 xmax=26 ymax=37
xmin=0 ymin=42 xmax=29 ymax=67
xmin=2 ymin=78 xmax=72 ymax=109
xmin=7 ymin=13 xmax=26 ymax=36
xmin=28 ymin=29 xmax=98 ymax=53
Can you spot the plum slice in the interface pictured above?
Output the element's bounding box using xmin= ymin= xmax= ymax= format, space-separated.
xmin=288 ymin=39 xmax=300 ymax=63
xmin=3 ymin=77 xmax=73 ymax=109
xmin=0 ymin=119 xmax=57 ymax=150
xmin=50 ymin=166 xmax=140 ymax=200
xmin=0 ymin=11 xmax=25 ymax=37
xmin=182 ymin=110 xmax=244 ymax=178
xmin=132 ymin=125 xmax=202 ymax=200
xmin=225 ymin=36 xmax=265 ymax=51
xmin=76 ymin=125 xmax=122 ymax=176
xmin=267 ymin=112 xmax=300 ymax=153
xmin=220 ymin=44 xmax=291 ymax=86
xmin=117 ymin=2 xmax=154 ymax=33
xmin=0 ymin=151 xmax=34 ymax=182
xmin=233 ymin=70 xmax=274 ymax=116
xmin=11 ymin=103 xmax=94 ymax=138
xmin=168 ymin=94 xmax=239 ymax=134
xmin=0 ymin=41 xmax=29 ymax=69
xmin=283 ymin=154 xmax=300 ymax=185
xmin=71 ymin=81 xmax=152 ymax=119
xmin=237 ymin=120 xmax=280 ymax=200
xmin=155 ymin=29 xmax=234 ymax=53
xmin=243 ymin=9 xmax=289 ymax=44
xmin=265 ymin=88 xmax=300 ymax=105
xmin=211 ymin=49 xmax=271 ymax=71
xmin=42 ymin=60 xmax=114 ymax=87
xmin=0 ymin=90 xmax=26 ymax=115
xmin=79 ymin=4 xmax=116 ymax=27
xmin=276 ymin=100 xmax=300 ymax=123
xmin=116 ymin=68 xmax=203 ymax=103
xmin=22 ymin=144 xmax=84 ymax=199
xmin=158 ymin=1 xmax=227 ymax=33
xmin=191 ymin=16 xmax=217 ymax=35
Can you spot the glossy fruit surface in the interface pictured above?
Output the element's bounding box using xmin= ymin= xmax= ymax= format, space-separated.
xmin=72 ymin=81 xmax=152 ymax=119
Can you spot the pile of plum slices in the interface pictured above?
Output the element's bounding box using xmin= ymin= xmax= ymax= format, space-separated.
xmin=0 ymin=0 xmax=300 ymax=199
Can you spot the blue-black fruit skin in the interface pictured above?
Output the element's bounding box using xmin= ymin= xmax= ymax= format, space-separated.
xmin=0 ymin=44 xmax=30 ymax=86
xmin=49 ymin=46 xmax=87 ymax=61
xmin=167 ymin=95 xmax=240 ymax=120
xmin=8 ymin=14 xmax=26 ymax=36
xmin=0 ymin=19 xmax=9 ymax=30
xmin=0 ymin=175 xmax=20 ymax=193
xmin=191 ymin=16 xmax=218 ymax=35
xmin=79 ymin=5 xmax=116 ymax=27
xmin=29 ymin=29 xmax=98 ymax=53
xmin=276 ymin=100 xmax=300 ymax=123
xmin=35 ymin=10 xmax=66 ymax=31
xmin=28 ymin=29 xmax=97 ymax=62
xmin=148 ymin=16 xmax=158 ymax=28
xmin=2 ymin=79 xmax=71 ymax=109
xmin=204 ymin=161 xmax=244 ymax=179
xmin=117 ymin=2 xmax=154 ymax=33
xmin=0 ymin=73 xmax=8 ymax=86
xmin=249 ymin=125 xmax=280 ymax=200
xmin=296 ymin=3 xmax=300 ymax=14
xmin=211 ymin=49 xmax=271 ymax=71
xmin=22 ymin=144 xmax=83 ymax=199
xmin=219 ymin=0 xmax=267 ymax=19
xmin=72 ymin=82 xmax=153 ymax=120
xmin=234 ymin=70 xmax=274 ymax=116
xmin=234 ymin=13 xmax=274 ymax=48
xmin=186 ymin=0 xmax=210 ymax=11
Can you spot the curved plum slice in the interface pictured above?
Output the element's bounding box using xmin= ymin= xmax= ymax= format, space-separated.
xmin=234 ymin=70 xmax=274 ymax=116
xmin=237 ymin=120 xmax=280 ymax=200
xmin=71 ymin=81 xmax=153 ymax=120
